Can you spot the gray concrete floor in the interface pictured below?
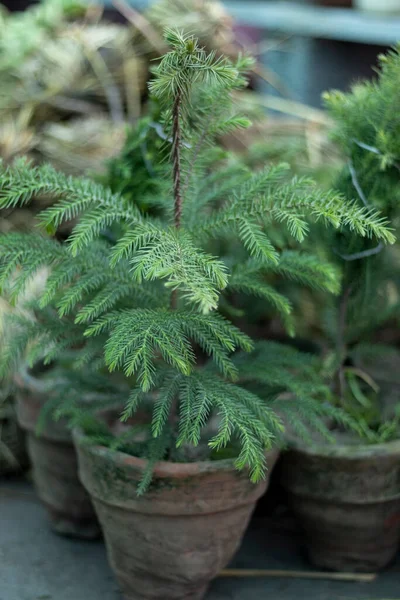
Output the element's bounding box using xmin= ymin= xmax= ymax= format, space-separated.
xmin=1 ymin=478 xmax=399 ymax=600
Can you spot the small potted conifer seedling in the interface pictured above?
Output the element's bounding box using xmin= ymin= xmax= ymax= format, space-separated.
xmin=0 ymin=31 xmax=395 ymax=600
xmin=282 ymin=46 xmax=400 ymax=573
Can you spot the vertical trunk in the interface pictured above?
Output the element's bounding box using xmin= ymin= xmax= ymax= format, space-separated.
xmin=169 ymin=90 xmax=183 ymax=428
xmin=172 ymin=90 xmax=183 ymax=230
xmin=170 ymin=90 xmax=182 ymax=311
xmin=337 ymin=285 xmax=352 ymax=401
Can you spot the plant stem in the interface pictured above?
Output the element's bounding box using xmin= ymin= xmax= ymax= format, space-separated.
xmin=337 ymin=285 xmax=352 ymax=402
xmin=170 ymin=289 xmax=178 ymax=310
xmin=172 ymin=91 xmax=183 ymax=230
xmin=169 ymin=90 xmax=183 ymax=436
xmin=170 ymin=92 xmax=183 ymax=312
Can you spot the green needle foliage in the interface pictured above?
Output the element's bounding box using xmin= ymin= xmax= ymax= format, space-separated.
xmin=0 ymin=30 xmax=396 ymax=488
xmin=289 ymin=45 xmax=400 ymax=441
xmin=322 ymin=45 xmax=400 ymax=340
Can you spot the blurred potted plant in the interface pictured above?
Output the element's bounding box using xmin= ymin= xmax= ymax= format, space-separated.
xmin=0 ymin=266 xmax=105 ymax=537
xmin=281 ymin=45 xmax=400 ymax=572
xmin=14 ymin=359 xmax=103 ymax=538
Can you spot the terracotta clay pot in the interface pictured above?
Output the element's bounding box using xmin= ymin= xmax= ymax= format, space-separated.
xmin=74 ymin=427 xmax=279 ymax=600
xmin=281 ymin=436 xmax=400 ymax=571
xmin=15 ymin=367 xmax=100 ymax=539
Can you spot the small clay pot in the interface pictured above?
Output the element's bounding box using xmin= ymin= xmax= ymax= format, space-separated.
xmin=15 ymin=366 xmax=100 ymax=539
xmin=281 ymin=436 xmax=400 ymax=572
xmin=74 ymin=426 xmax=279 ymax=600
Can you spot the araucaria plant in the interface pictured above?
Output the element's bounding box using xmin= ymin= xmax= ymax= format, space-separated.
xmin=280 ymin=48 xmax=400 ymax=576
xmin=0 ymin=30 xmax=395 ymax=489
xmin=311 ymin=45 xmax=400 ymax=439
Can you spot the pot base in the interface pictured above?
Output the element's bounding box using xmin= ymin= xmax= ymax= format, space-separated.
xmin=282 ymin=439 xmax=400 ymax=572
xmin=122 ymin=592 xmax=207 ymax=600
xmin=296 ymin=496 xmax=400 ymax=572
xmin=28 ymin=434 xmax=100 ymax=540
xmin=94 ymin=496 xmax=249 ymax=600
xmin=120 ymin=579 xmax=208 ymax=600
xmin=15 ymin=370 xmax=100 ymax=540
xmin=307 ymin=545 xmax=398 ymax=573
xmin=47 ymin=506 xmax=101 ymax=540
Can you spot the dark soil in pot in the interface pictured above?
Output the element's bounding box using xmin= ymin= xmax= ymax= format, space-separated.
xmin=14 ymin=365 xmax=100 ymax=540
xmin=73 ymin=425 xmax=279 ymax=600
xmin=281 ymin=432 xmax=400 ymax=572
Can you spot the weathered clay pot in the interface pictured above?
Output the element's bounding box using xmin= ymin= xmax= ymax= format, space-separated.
xmin=74 ymin=427 xmax=279 ymax=600
xmin=281 ymin=436 xmax=400 ymax=571
xmin=15 ymin=366 xmax=100 ymax=539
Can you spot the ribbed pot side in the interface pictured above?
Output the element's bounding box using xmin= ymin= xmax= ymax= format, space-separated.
xmin=74 ymin=428 xmax=279 ymax=600
xmin=15 ymin=368 xmax=100 ymax=539
xmin=281 ymin=440 xmax=400 ymax=572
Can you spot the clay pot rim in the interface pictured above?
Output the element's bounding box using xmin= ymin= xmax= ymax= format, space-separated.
xmin=13 ymin=363 xmax=66 ymax=395
xmin=73 ymin=427 xmax=279 ymax=479
xmin=287 ymin=436 xmax=400 ymax=459
xmin=14 ymin=363 xmax=124 ymax=405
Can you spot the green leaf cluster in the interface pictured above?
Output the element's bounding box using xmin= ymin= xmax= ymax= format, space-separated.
xmin=285 ymin=46 xmax=400 ymax=435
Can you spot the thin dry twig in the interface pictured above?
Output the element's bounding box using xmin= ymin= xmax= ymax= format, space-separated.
xmin=219 ymin=569 xmax=377 ymax=582
xmin=251 ymin=62 xmax=291 ymax=98
xmin=112 ymin=0 xmax=166 ymax=55
xmin=81 ymin=44 xmax=124 ymax=123
xmin=241 ymin=92 xmax=330 ymax=125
